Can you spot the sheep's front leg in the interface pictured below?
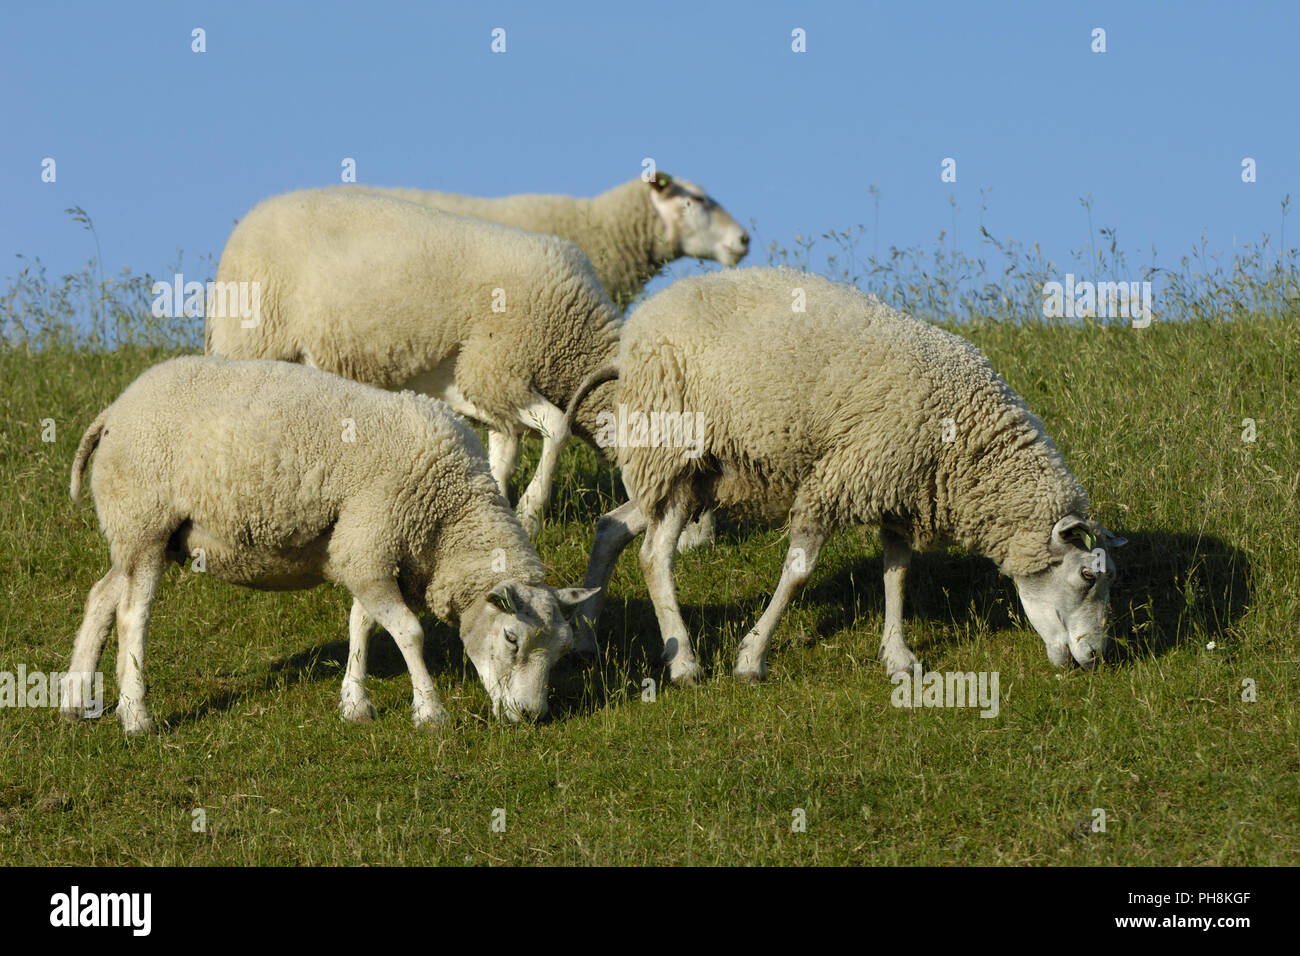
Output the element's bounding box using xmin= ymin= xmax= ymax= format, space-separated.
xmin=354 ymin=582 xmax=447 ymax=730
xmin=879 ymin=530 xmax=921 ymax=678
xmin=639 ymin=501 xmax=702 ymax=685
xmin=515 ymin=395 xmax=568 ymax=538
xmin=60 ymin=567 xmax=124 ymax=720
xmin=487 ymin=429 xmax=521 ymax=501
xmin=733 ymin=518 xmax=827 ymax=682
xmin=339 ymin=599 xmax=378 ymax=723
xmin=114 ymin=552 xmax=166 ymax=735
xmin=573 ymin=499 xmax=648 ymax=656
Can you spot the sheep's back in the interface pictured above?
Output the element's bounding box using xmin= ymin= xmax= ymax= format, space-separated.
xmin=616 ymin=269 xmax=1027 ymax=524
xmin=90 ymin=357 xmax=489 ymax=551
xmin=213 ymin=191 xmax=616 ymax=394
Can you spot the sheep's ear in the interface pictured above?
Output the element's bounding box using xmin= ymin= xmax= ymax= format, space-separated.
xmin=1098 ymin=525 xmax=1128 ymax=549
xmin=486 ymin=582 xmax=520 ymax=615
xmin=650 ymin=171 xmax=674 ymax=191
xmin=1049 ymin=515 xmax=1092 ymax=554
xmin=554 ymin=587 xmax=601 ymax=615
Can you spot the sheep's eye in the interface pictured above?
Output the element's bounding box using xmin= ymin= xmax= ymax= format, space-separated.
xmin=1080 ymin=569 xmax=1096 ymax=584
xmin=504 ymin=630 xmax=519 ymax=647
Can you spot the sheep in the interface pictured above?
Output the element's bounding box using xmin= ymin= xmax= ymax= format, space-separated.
xmin=343 ymin=171 xmax=746 ymax=551
xmin=60 ymin=355 xmax=598 ymax=734
xmin=205 ymin=188 xmax=715 ymax=552
xmin=204 ymin=189 xmax=625 ymax=539
xmin=559 ymin=268 xmax=1127 ymax=685
xmin=341 ymin=172 xmax=750 ymax=310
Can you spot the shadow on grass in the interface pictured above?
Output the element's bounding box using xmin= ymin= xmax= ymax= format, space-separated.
xmin=162 ymin=619 xmax=466 ymax=730
xmin=546 ymin=527 xmax=1251 ymax=720
xmin=1103 ymin=531 xmax=1252 ymax=663
xmin=167 ymin=528 xmax=1248 ymax=728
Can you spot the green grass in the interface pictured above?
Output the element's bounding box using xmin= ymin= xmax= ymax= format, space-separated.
xmin=2 ymin=308 xmax=1296 ymax=865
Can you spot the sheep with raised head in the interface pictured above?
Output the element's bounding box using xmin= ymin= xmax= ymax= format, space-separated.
xmin=61 ymin=356 xmax=597 ymax=734
xmin=561 ymin=268 xmax=1126 ymax=684
xmin=343 ymin=172 xmax=749 ymax=310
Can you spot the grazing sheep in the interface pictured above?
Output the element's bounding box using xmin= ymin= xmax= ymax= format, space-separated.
xmin=561 ymin=268 xmax=1126 ymax=684
xmin=342 ymin=172 xmax=750 ymax=310
xmin=204 ymin=189 xmax=625 ymax=537
xmin=61 ymin=356 xmax=597 ymax=734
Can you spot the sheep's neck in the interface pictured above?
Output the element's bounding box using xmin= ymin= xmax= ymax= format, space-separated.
xmin=430 ymin=502 xmax=547 ymax=622
xmin=583 ymin=181 xmax=677 ymax=309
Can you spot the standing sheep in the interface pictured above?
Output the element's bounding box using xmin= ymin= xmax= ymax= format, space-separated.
xmin=562 ymin=269 xmax=1126 ymax=685
xmin=204 ymin=189 xmax=624 ymax=537
xmin=61 ymin=356 xmax=597 ymax=734
xmin=342 ymin=172 xmax=750 ymax=310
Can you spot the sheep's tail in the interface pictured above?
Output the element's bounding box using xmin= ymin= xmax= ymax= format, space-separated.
xmin=70 ymin=410 xmax=109 ymax=503
xmin=532 ymin=363 xmax=620 ymax=492
xmin=564 ymin=363 xmax=620 ymax=435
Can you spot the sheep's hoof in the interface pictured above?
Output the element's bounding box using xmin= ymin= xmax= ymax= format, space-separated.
xmin=117 ymin=706 xmax=156 ymax=736
xmin=732 ymin=665 xmax=766 ymax=684
xmin=669 ymin=662 xmax=704 ymax=687
xmin=412 ymin=706 xmax=450 ymax=732
xmin=59 ymin=705 xmax=86 ymax=723
xmin=882 ymin=655 xmax=922 ymax=681
xmin=338 ymin=699 xmax=377 ymax=724
xmin=675 ymin=523 xmax=716 ymax=553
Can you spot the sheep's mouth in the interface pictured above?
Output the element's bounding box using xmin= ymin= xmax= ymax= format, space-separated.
xmin=493 ymin=694 xmax=548 ymax=724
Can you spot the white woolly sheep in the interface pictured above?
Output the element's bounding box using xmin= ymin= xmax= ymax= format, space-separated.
xmin=342 ymin=172 xmax=750 ymax=310
xmin=205 ymin=189 xmax=626 ymax=538
xmin=344 ymin=171 xmax=745 ymax=551
xmin=61 ymin=356 xmax=597 ymax=734
xmin=561 ymin=268 xmax=1127 ymax=685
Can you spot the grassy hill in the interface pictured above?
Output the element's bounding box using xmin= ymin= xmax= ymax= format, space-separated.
xmin=1 ymin=239 xmax=1297 ymax=864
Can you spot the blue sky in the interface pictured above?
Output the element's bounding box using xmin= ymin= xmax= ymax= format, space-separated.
xmin=4 ymin=0 xmax=1297 ymax=294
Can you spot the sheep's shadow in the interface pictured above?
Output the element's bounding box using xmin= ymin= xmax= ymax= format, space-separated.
xmin=167 ymin=527 xmax=1249 ymax=727
xmin=163 ymin=618 xmax=466 ymax=729
xmin=546 ymin=526 xmax=1251 ymax=719
xmin=1100 ymin=530 xmax=1252 ymax=662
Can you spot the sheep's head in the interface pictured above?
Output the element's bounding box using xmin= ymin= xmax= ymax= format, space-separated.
xmin=1012 ymin=516 xmax=1127 ymax=668
xmin=649 ymin=172 xmax=749 ymax=266
xmin=459 ymin=580 xmax=600 ymax=722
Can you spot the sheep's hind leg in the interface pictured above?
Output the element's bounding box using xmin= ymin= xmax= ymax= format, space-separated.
xmin=733 ymin=515 xmax=827 ymax=682
xmin=515 ymin=395 xmax=568 ymax=538
xmin=61 ymin=567 xmax=124 ymax=720
xmin=573 ymin=500 xmax=648 ymax=657
xmin=114 ymin=550 xmax=167 ymax=735
xmin=338 ymin=599 xmax=378 ymax=723
xmin=487 ymin=429 xmax=520 ymax=502
xmin=639 ymin=500 xmax=702 ymax=685
xmin=353 ymin=581 xmax=447 ymax=730
xmin=879 ymin=530 xmax=921 ymax=679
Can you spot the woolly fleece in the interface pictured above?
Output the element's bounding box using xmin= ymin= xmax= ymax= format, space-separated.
xmin=612 ymin=268 xmax=1091 ymax=576
xmin=71 ymin=356 xmax=544 ymax=620
xmin=205 ymin=190 xmax=624 ymax=444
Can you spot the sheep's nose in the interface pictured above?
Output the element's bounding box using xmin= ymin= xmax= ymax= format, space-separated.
xmin=738 ymin=231 xmax=750 ymax=247
xmin=505 ymin=700 xmax=548 ymax=723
